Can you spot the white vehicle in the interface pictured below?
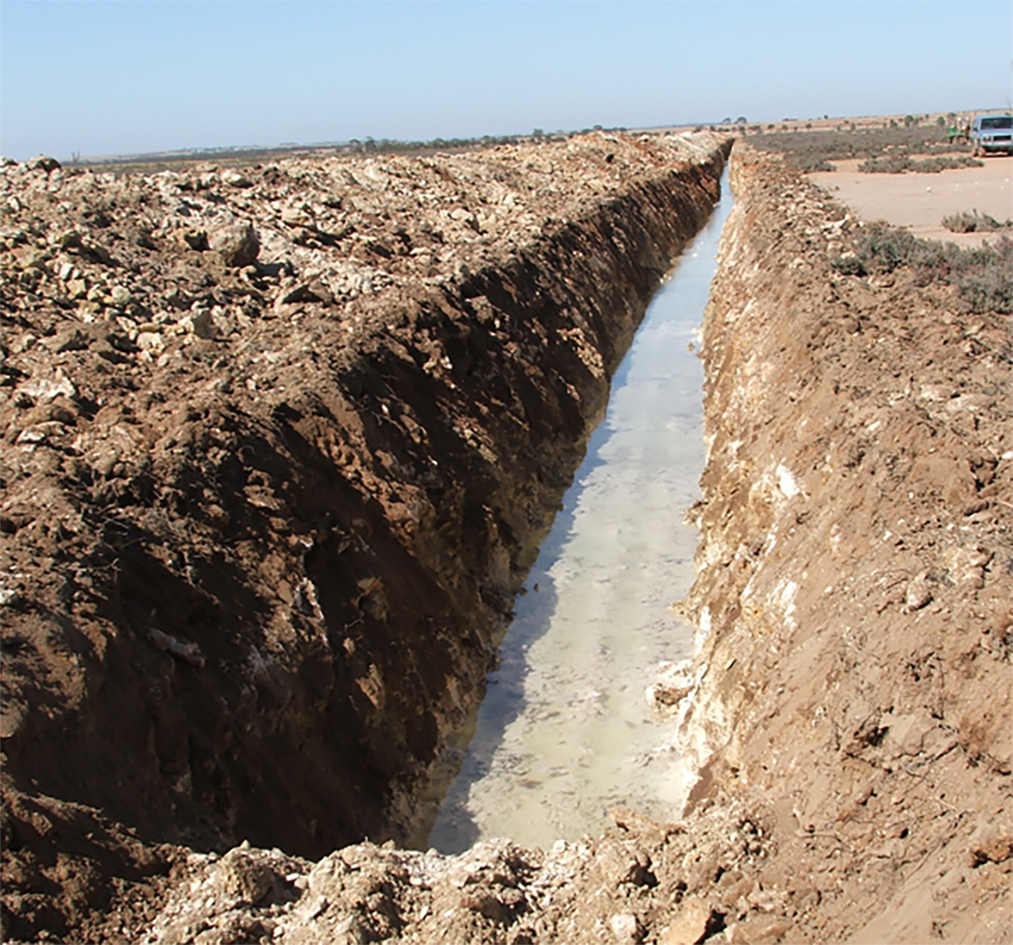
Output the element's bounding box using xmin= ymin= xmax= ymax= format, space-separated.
xmin=970 ymin=114 xmax=1013 ymax=156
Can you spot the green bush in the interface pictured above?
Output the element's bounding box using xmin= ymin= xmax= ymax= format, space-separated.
xmin=943 ymin=212 xmax=982 ymax=233
xmin=858 ymin=155 xmax=912 ymax=173
xmin=858 ymin=154 xmax=984 ymax=174
xmin=913 ymin=155 xmax=984 ymax=172
xmin=831 ymin=254 xmax=865 ymax=275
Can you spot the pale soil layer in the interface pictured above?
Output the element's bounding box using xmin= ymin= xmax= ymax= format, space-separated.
xmin=810 ymin=155 xmax=1012 ymax=247
xmin=2 ymin=137 xmax=1011 ymax=945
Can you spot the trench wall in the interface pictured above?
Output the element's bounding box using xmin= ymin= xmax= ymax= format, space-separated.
xmin=668 ymin=143 xmax=1011 ymax=943
xmin=1 ymin=140 xmax=730 ymax=869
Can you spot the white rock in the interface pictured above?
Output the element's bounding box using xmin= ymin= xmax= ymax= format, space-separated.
xmin=776 ymin=463 xmax=801 ymax=498
xmin=610 ymin=912 xmax=639 ymax=943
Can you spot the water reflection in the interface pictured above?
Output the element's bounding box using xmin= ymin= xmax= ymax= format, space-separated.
xmin=427 ymin=176 xmax=733 ymax=853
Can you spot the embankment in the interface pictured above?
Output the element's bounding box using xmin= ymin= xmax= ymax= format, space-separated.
xmin=0 ymin=132 xmax=728 ymax=939
xmin=668 ymin=142 xmax=1011 ymax=943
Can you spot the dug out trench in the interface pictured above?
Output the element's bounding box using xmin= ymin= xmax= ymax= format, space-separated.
xmin=0 ymin=131 xmax=731 ymax=935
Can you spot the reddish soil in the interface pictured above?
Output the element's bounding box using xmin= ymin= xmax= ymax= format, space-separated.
xmin=673 ymin=142 xmax=1011 ymax=944
xmin=0 ymin=133 xmax=727 ymax=942
xmin=1 ymin=135 xmax=1009 ymax=945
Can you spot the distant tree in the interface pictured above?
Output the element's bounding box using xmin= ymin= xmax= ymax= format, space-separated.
xmin=722 ymin=117 xmax=731 ymax=124
xmin=735 ymin=116 xmax=747 ymax=124
xmin=532 ymin=128 xmax=544 ymax=138
xmin=937 ymin=116 xmax=946 ymax=127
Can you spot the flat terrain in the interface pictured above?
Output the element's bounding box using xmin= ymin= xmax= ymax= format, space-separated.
xmin=811 ymin=155 xmax=1012 ymax=247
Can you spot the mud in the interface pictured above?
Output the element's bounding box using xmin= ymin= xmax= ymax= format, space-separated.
xmin=2 ymin=136 xmax=1010 ymax=945
xmin=1 ymin=132 xmax=727 ymax=941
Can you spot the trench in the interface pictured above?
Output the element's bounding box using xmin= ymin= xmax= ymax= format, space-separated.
xmin=424 ymin=172 xmax=734 ymax=854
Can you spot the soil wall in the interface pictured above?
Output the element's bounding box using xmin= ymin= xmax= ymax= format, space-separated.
xmin=0 ymin=133 xmax=728 ymax=939
xmin=666 ymin=142 xmax=1012 ymax=943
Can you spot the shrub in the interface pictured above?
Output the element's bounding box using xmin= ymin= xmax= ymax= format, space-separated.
xmin=859 ymin=154 xmax=984 ymax=174
xmin=844 ymin=223 xmax=1012 ymax=313
xmin=831 ymin=254 xmax=865 ymax=275
xmin=943 ymin=212 xmax=981 ymax=233
xmin=910 ymin=155 xmax=984 ymax=172
xmin=751 ymin=124 xmax=969 ymax=174
xmin=941 ymin=210 xmax=1009 ymax=233
xmin=859 ymin=155 xmax=912 ymax=173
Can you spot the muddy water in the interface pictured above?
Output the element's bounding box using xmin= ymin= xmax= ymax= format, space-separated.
xmin=427 ymin=179 xmax=733 ymax=854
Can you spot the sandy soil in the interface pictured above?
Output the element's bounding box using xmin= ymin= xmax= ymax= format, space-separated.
xmin=810 ymin=155 xmax=1013 ymax=247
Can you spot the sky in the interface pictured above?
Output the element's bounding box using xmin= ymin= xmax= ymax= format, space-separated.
xmin=1 ymin=1 xmax=1011 ymax=162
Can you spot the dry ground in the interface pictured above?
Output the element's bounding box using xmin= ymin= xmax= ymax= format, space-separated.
xmin=810 ymin=155 xmax=1013 ymax=247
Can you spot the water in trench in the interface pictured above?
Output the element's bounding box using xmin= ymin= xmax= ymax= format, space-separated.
xmin=427 ymin=177 xmax=733 ymax=854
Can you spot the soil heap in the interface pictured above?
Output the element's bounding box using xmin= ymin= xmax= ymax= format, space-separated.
xmin=1 ymin=132 xmax=729 ymax=942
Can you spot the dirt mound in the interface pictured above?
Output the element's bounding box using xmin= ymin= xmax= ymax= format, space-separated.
xmin=0 ymin=132 xmax=728 ymax=941
xmin=3 ymin=135 xmax=1009 ymax=945
xmin=668 ymin=143 xmax=1011 ymax=944
xmin=137 ymin=804 xmax=770 ymax=945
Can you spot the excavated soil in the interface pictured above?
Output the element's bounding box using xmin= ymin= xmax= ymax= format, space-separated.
xmin=2 ymin=136 xmax=1010 ymax=945
xmin=668 ymin=143 xmax=1012 ymax=944
xmin=0 ymin=132 xmax=728 ymax=942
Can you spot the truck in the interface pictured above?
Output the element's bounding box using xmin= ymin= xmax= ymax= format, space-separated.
xmin=970 ymin=114 xmax=1013 ymax=156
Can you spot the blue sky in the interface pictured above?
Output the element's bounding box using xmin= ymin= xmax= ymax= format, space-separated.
xmin=1 ymin=1 xmax=1011 ymax=161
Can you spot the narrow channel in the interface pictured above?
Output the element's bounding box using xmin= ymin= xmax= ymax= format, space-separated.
xmin=427 ymin=172 xmax=733 ymax=854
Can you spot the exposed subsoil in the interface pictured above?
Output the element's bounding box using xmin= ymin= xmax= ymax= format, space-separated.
xmin=1 ymin=136 xmax=1009 ymax=945
xmin=0 ymin=132 xmax=729 ymax=942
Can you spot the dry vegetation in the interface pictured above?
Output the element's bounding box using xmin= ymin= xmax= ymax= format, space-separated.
xmin=749 ymin=126 xmax=1013 ymax=315
xmin=750 ymin=124 xmax=976 ymax=172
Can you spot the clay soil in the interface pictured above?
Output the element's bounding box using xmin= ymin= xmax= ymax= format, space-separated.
xmin=1 ymin=132 xmax=1011 ymax=945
